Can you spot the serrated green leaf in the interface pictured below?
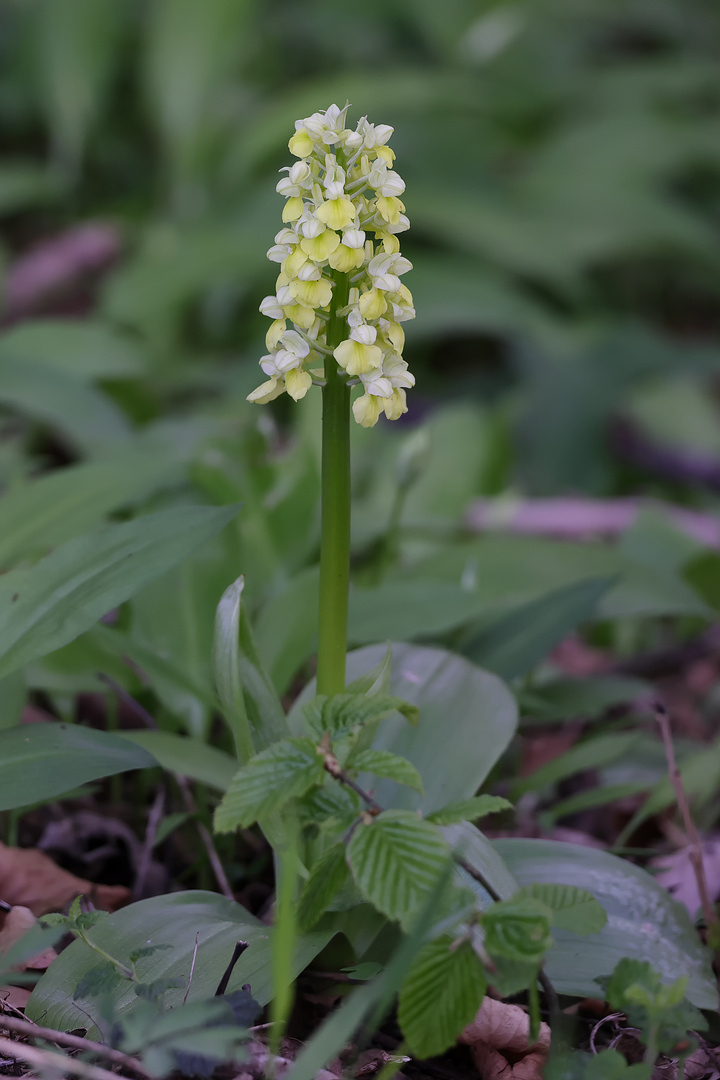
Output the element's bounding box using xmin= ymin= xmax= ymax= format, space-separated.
xmin=398 ymin=937 xmax=486 ymax=1059
xmin=428 ymin=795 xmax=512 ymax=826
xmin=74 ymin=961 xmax=122 ymax=1000
xmin=482 ymin=897 xmax=554 ymax=961
xmin=516 ymin=884 xmax=607 ymax=936
xmin=68 ymin=896 xmax=83 ymax=922
xmin=350 ymin=749 xmax=423 ymax=794
xmin=297 ymin=844 xmax=350 ymax=932
xmin=75 ymin=911 xmax=107 ymax=932
xmin=303 ymin=693 xmax=418 ymax=742
xmin=129 ymin=944 xmax=173 ymax=964
xmin=347 ymin=810 xmax=450 ymax=923
xmin=214 ymin=738 xmax=324 ymax=832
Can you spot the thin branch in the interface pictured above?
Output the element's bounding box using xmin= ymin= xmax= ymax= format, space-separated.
xmin=183 ymin=931 xmax=200 ymax=1006
xmin=0 ymin=1034 xmax=130 ymax=1080
xmin=214 ymin=940 xmax=250 ymax=996
xmin=0 ymin=1016 xmax=152 ymax=1079
xmin=653 ymin=700 xmax=716 ymax=931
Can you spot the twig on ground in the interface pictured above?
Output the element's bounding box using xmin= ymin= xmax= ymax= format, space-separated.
xmin=0 ymin=1015 xmax=152 ymax=1078
xmin=98 ymin=673 xmax=235 ymax=901
xmin=214 ymin=940 xmax=250 ymax=996
xmin=653 ymin=701 xmax=717 ymax=932
xmin=133 ymin=783 xmax=165 ymax=901
xmin=0 ymin=1033 xmax=135 ymax=1080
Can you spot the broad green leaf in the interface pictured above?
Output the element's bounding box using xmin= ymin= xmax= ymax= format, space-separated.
xmin=120 ymin=731 xmax=237 ymax=792
xmin=213 ymin=576 xmax=256 ymax=762
xmin=494 ymin=839 xmax=718 ymax=1009
xmin=0 ymin=723 xmax=157 ymax=811
xmin=515 ymin=884 xmax=607 ymax=935
xmin=406 ymin=536 xmax=711 ymax=621
xmin=0 ymin=162 xmax=61 ymax=215
xmin=350 ymin=750 xmax=423 ymax=794
xmin=297 ymin=844 xmax=350 ymax=932
xmin=545 ymin=780 xmax=654 ymax=823
xmin=519 ymin=675 xmax=650 ymax=723
xmin=0 ymin=356 xmax=130 ymax=452
xmin=347 ymin=810 xmax=450 ymax=923
xmin=0 ymin=503 xmax=238 ymax=680
xmin=290 ymin=644 xmax=518 ymax=816
xmin=234 ymin=584 xmax=289 ymax=752
xmin=0 ymin=320 xmax=144 ymax=380
xmin=398 ymin=937 xmax=487 ymax=1059
xmin=255 ymin=568 xmax=319 ymax=695
xmin=214 ymin=738 xmax=324 ymax=832
xmin=428 ymin=795 xmax=512 ymax=826
xmin=0 ymin=671 xmax=26 ymax=729
xmin=459 ymin=576 xmax=614 ymax=679
xmin=0 ymin=444 xmax=184 ymax=569
xmin=302 ymin=693 xmax=418 ymax=741
xmin=27 ymin=891 xmax=333 ymax=1036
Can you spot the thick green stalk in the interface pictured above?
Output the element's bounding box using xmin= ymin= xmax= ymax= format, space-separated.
xmin=317 ymin=270 xmax=351 ymax=695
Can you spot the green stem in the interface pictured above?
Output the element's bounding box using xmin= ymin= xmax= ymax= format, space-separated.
xmin=317 ymin=270 xmax=351 ymax=696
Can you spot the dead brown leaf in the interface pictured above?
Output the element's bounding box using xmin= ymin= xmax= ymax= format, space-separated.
xmin=459 ymin=997 xmax=551 ymax=1080
xmin=0 ymin=906 xmax=57 ymax=970
xmin=0 ymin=842 xmax=129 ymax=916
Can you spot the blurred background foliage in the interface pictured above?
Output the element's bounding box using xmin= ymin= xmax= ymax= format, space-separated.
xmin=3 ymin=0 xmax=720 ymax=747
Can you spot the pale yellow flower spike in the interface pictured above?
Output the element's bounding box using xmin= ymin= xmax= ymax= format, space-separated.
xmin=248 ymin=104 xmax=415 ymax=425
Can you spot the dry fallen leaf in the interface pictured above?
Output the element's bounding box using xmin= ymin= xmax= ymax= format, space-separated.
xmin=0 ymin=842 xmax=129 ymax=916
xmin=653 ymin=838 xmax=720 ymax=919
xmin=0 ymin=906 xmax=57 ymax=970
xmin=459 ymin=997 xmax=551 ymax=1080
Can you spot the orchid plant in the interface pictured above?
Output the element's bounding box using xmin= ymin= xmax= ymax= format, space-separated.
xmin=248 ymin=102 xmax=415 ymax=695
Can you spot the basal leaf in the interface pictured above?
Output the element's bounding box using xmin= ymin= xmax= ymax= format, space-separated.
xmin=0 ymin=723 xmax=157 ymax=811
xmin=297 ymin=844 xmax=350 ymax=932
xmin=398 ymin=937 xmax=486 ymax=1059
xmin=428 ymin=795 xmax=512 ymax=826
xmin=347 ymin=810 xmax=450 ymax=923
xmin=350 ymin=749 xmax=423 ymax=794
xmin=214 ymin=738 xmax=324 ymax=832
xmin=0 ymin=504 xmax=238 ymax=681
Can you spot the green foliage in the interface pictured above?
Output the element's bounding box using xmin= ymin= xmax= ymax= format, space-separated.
xmin=214 ymin=737 xmax=325 ymax=831
xmin=601 ymin=959 xmax=707 ymax=1056
xmin=427 ymin=795 xmax=513 ymax=826
xmin=398 ymin=937 xmax=487 ymax=1059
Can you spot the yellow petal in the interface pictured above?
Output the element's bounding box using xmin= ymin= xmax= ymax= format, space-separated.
xmin=328 ymin=244 xmax=365 ymax=272
xmin=333 ymin=339 xmax=383 ymax=377
xmin=375 ymin=230 xmax=400 ymax=254
xmin=289 ymin=277 xmax=333 ymax=309
xmin=385 ymin=321 xmax=404 ymax=352
xmin=300 ymin=229 xmax=341 ymax=262
xmin=375 ymin=196 xmax=404 ymax=224
xmin=285 ymin=367 xmax=313 ymax=401
xmin=282 ymin=197 xmax=304 ymax=222
xmin=383 ymin=388 xmax=407 ymax=421
xmin=285 ymin=304 xmax=316 ymax=329
xmin=282 ymin=246 xmax=309 ymax=277
xmin=375 ymin=146 xmax=395 ymax=165
xmin=352 ymin=393 xmax=382 ymax=428
xmin=265 ymin=319 xmax=286 ymax=350
xmin=316 ymin=198 xmax=356 ymax=230
xmin=247 ymin=378 xmax=285 ymax=404
xmin=289 ymin=132 xmax=314 ymax=157
xmin=358 ymin=288 xmax=387 ymax=320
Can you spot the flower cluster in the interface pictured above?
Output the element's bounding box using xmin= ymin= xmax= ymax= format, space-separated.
xmin=249 ymin=103 xmax=415 ymax=427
